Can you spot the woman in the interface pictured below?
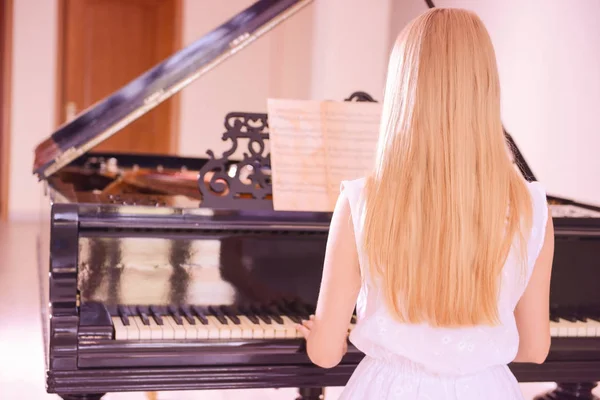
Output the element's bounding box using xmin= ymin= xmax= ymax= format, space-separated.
xmin=296 ymin=7 xmax=554 ymax=399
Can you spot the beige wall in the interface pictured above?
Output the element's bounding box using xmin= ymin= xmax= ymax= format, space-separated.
xmin=6 ymin=0 xmax=600 ymax=220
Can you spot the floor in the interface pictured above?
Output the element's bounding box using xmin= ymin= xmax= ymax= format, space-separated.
xmin=0 ymin=221 xmax=596 ymax=400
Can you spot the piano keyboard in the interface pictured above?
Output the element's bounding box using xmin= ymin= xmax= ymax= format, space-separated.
xmin=109 ymin=304 xmax=357 ymax=341
xmin=550 ymin=315 xmax=600 ymax=337
xmin=107 ymin=305 xmax=599 ymax=341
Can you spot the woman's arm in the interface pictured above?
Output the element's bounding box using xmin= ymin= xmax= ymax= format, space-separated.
xmin=296 ymin=189 xmax=362 ymax=368
xmin=513 ymin=208 xmax=554 ymax=364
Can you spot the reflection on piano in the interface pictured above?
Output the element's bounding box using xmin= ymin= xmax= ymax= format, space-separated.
xmin=33 ymin=0 xmax=599 ymax=399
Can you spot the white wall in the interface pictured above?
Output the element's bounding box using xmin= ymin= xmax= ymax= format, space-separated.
xmin=8 ymin=0 xmax=58 ymax=220
xmin=309 ymin=0 xmax=392 ymax=102
xmin=178 ymin=0 xmax=314 ymax=160
xmin=389 ymin=0 xmax=600 ymax=205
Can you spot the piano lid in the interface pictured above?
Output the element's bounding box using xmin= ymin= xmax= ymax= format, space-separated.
xmin=33 ymin=0 xmax=313 ymax=180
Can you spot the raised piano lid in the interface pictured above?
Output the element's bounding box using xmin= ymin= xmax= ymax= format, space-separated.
xmin=32 ymin=0 xmax=313 ymax=180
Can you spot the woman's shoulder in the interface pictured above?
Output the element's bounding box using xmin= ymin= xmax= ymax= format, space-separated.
xmin=340 ymin=176 xmax=367 ymax=192
xmin=525 ymin=180 xmax=546 ymax=198
xmin=340 ymin=177 xmax=367 ymax=209
xmin=524 ymin=180 xmax=548 ymax=214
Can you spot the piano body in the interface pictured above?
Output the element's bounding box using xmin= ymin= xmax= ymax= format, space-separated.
xmin=33 ymin=0 xmax=599 ymax=399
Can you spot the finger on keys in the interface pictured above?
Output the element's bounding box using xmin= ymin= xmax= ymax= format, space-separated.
xmin=302 ymin=319 xmax=314 ymax=329
xmin=296 ymin=323 xmax=310 ymax=338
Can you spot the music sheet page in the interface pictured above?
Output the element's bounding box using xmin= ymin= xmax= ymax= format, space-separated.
xmin=267 ymin=98 xmax=382 ymax=212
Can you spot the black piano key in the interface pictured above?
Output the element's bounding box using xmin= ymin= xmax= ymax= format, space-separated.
xmin=207 ymin=305 xmax=228 ymax=325
xmin=274 ymin=301 xmax=301 ymax=324
xmin=191 ymin=305 xmax=209 ymax=325
xmin=167 ymin=305 xmax=183 ymax=325
xmin=583 ymin=308 xmax=600 ymax=323
xmin=286 ymin=300 xmax=312 ymax=319
xmin=250 ymin=304 xmax=272 ymax=324
xmin=220 ymin=305 xmax=241 ymax=325
xmin=117 ymin=305 xmax=130 ymax=326
xmin=570 ymin=309 xmax=587 ymax=322
xmin=180 ymin=305 xmax=196 ymax=325
xmin=237 ymin=304 xmax=260 ymax=324
xmin=264 ymin=305 xmax=284 ymax=324
xmin=559 ymin=309 xmax=578 ymax=323
xmin=149 ymin=305 xmax=164 ymax=325
xmin=136 ymin=306 xmax=151 ymax=325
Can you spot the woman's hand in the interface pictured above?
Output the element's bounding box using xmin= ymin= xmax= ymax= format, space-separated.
xmin=296 ymin=315 xmax=315 ymax=339
xmin=296 ymin=315 xmax=349 ymax=355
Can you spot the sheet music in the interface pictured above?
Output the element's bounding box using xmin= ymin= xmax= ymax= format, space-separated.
xmin=267 ymin=98 xmax=382 ymax=212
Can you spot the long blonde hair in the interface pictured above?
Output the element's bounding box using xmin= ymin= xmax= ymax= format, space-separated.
xmin=363 ymin=8 xmax=533 ymax=327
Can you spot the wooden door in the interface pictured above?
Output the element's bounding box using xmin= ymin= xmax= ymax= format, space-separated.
xmin=0 ymin=0 xmax=12 ymax=221
xmin=59 ymin=0 xmax=181 ymax=155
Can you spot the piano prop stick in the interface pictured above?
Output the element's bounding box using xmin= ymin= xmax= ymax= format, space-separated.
xmin=267 ymin=98 xmax=382 ymax=212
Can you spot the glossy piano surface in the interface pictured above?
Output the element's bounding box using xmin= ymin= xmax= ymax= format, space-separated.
xmin=77 ymin=235 xmax=326 ymax=307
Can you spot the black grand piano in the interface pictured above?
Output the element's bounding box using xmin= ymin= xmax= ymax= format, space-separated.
xmin=33 ymin=0 xmax=600 ymax=399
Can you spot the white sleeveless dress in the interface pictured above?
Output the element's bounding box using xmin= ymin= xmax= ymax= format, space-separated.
xmin=338 ymin=177 xmax=549 ymax=400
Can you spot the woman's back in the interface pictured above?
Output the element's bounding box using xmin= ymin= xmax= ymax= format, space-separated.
xmin=344 ymin=177 xmax=548 ymax=374
xmin=336 ymin=178 xmax=549 ymax=398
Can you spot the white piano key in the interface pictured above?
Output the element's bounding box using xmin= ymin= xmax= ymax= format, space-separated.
xmin=280 ymin=316 xmax=299 ymax=338
xmin=124 ymin=317 xmax=140 ymax=340
xmin=256 ymin=319 xmax=276 ymax=339
xmin=573 ymin=320 xmax=590 ymax=337
xmin=160 ymin=316 xmax=175 ymax=339
xmin=555 ymin=318 xmax=572 ymax=337
xmin=191 ymin=317 xmax=211 ymax=339
xmin=181 ymin=318 xmax=199 ymax=339
xmin=271 ymin=318 xmax=288 ymax=339
xmin=111 ymin=316 xmax=128 ymax=340
xmin=148 ymin=316 xmax=163 ymax=340
xmin=234 ymin=316 xmax=255 ymax=339
xmin=226 ymin=318 xmax=243 ymax=339
xmin=204 ymin=316 xmax=223 ymax=339
xmin=133 ymin=316 xmax=151 ymax=339
xmin=550 ymin=320 xmax=560 ymax=337
xmin=239 ymin=316 xmax=263 ymax=339
xmin=585 ymin=319 xmax=600 ymax=337
xmin=165 ymin=316 xmax=187 ymax=339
